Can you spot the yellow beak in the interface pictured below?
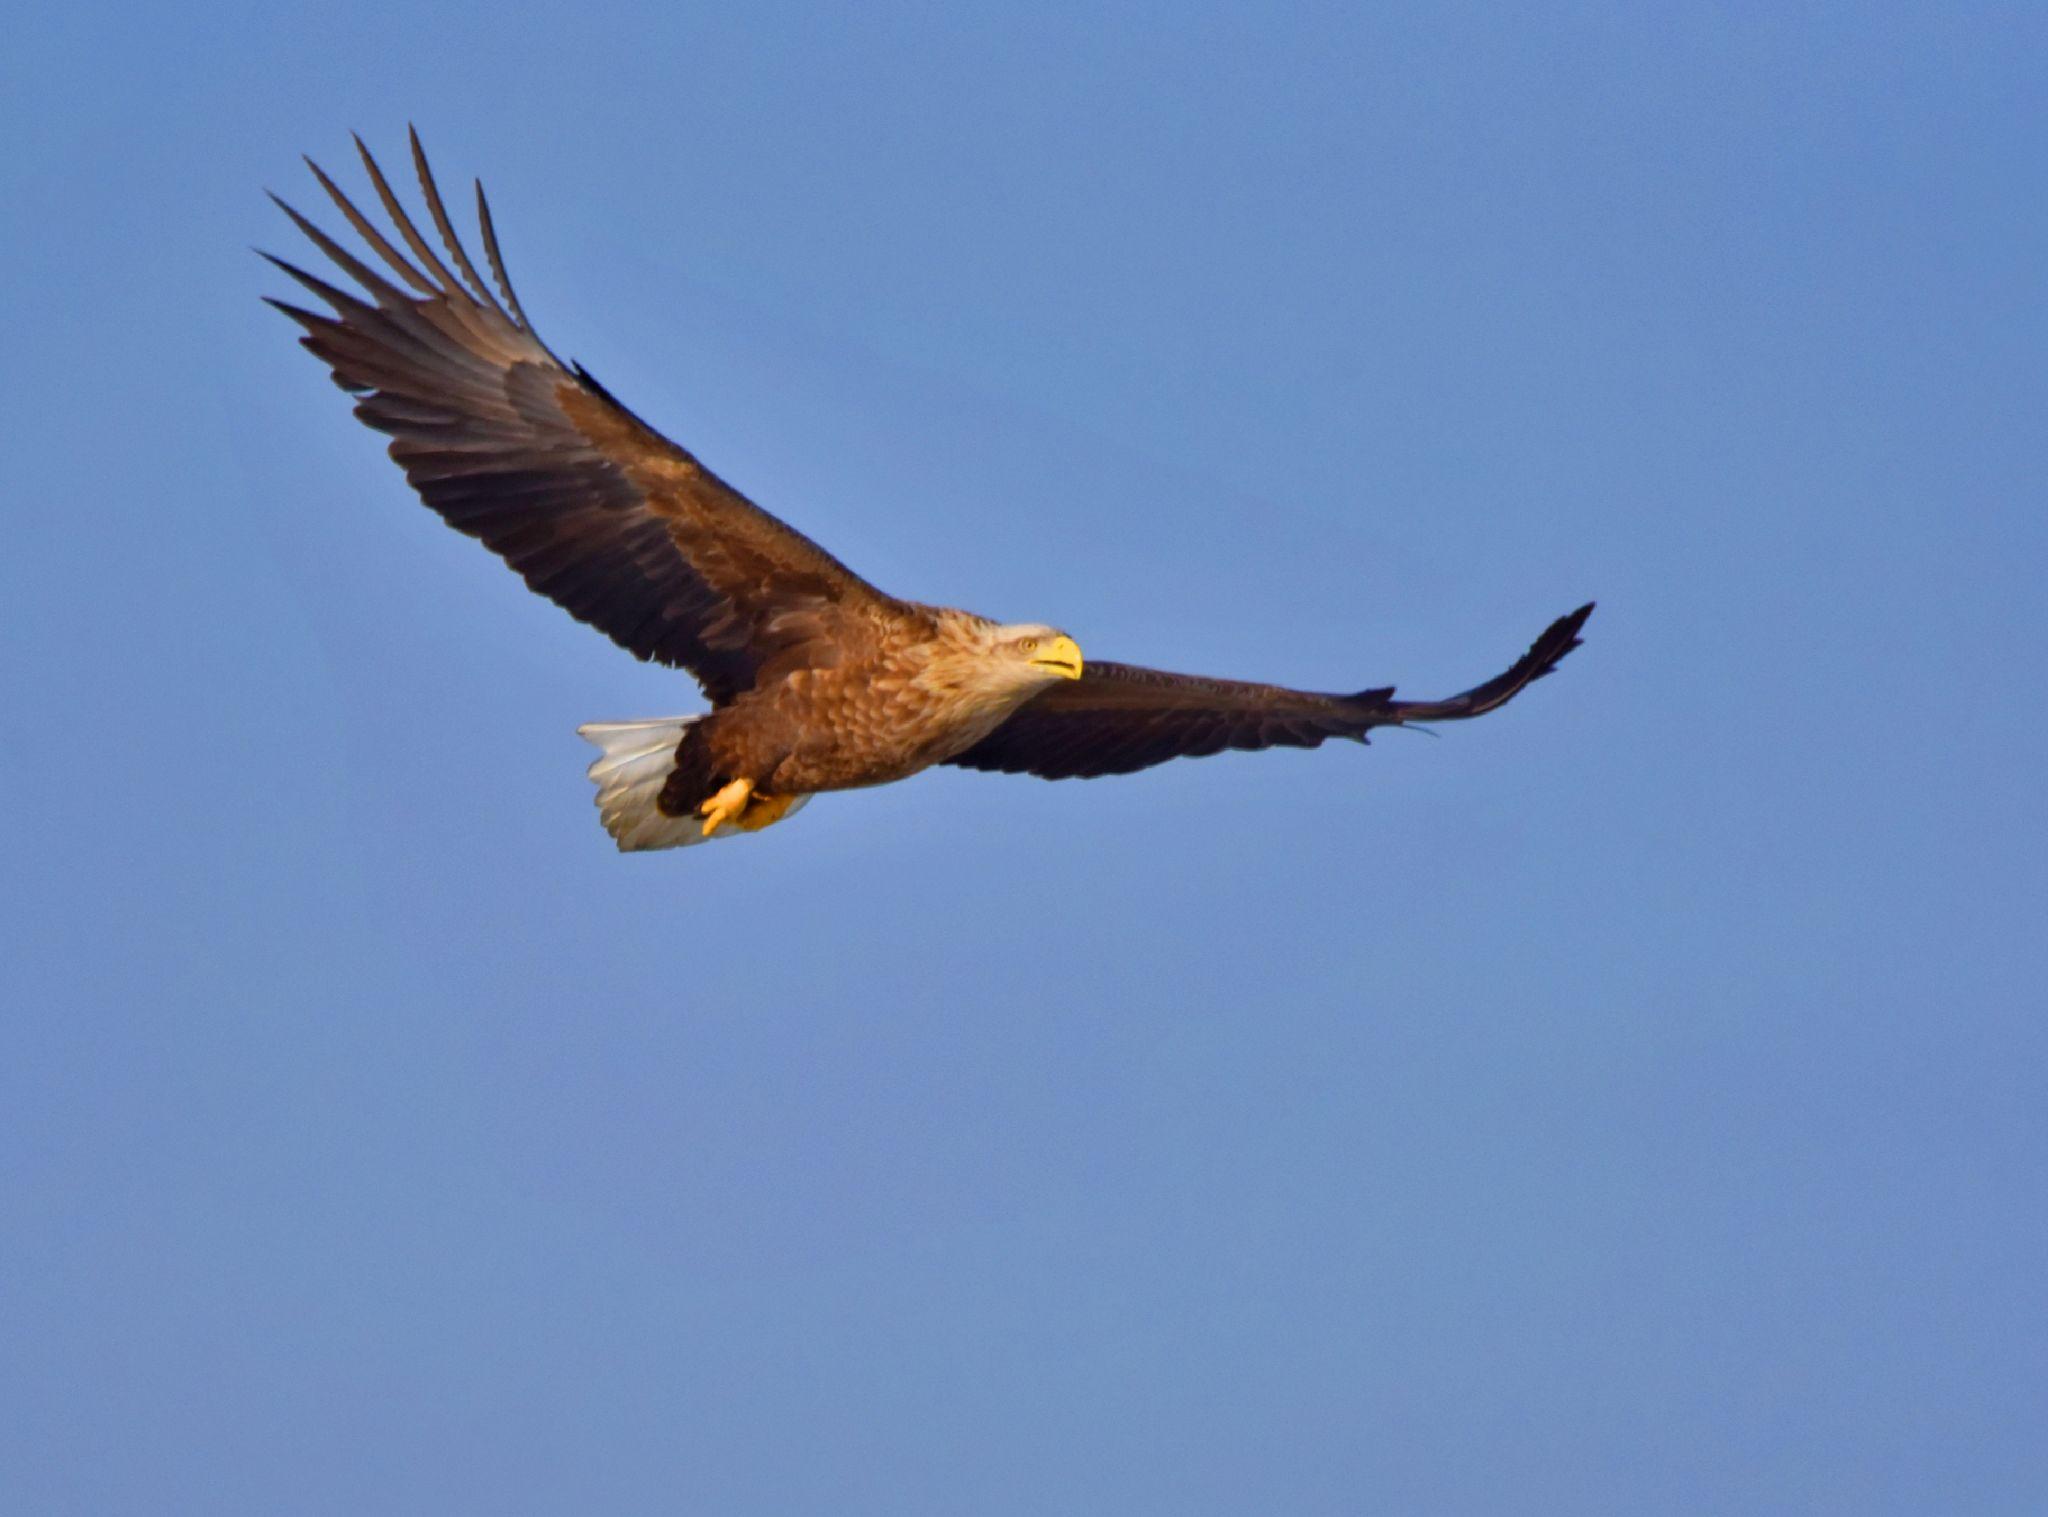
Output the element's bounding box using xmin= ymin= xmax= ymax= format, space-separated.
xmin=1029 ymin=633 xmax=1084 ymax=680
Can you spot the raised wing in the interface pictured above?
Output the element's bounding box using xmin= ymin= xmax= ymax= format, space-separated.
xmin=947 ymin=603 xmax=1592 ymax=779
xmin=264 ymin=129 xmax=892 ymax=704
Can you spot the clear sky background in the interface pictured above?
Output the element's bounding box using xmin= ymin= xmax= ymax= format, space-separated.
xmin=4 ymin=4 xmax=2043 ymax=1512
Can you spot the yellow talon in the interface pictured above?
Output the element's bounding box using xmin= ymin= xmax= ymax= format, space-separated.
xmin=697 ymin=777 xmax=755 ymax=837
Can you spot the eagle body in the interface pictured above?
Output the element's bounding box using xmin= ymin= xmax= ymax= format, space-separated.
xmin=664 ymin=608 xmax=1082 ymax=805
xmin=266 ymin=131 xmax=1592 ymax=853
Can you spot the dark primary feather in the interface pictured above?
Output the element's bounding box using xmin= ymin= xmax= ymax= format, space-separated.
xmin=263 ymin=128 xmax=888 ymax=705
xmin=947 ymin=603 xmax=1593 ymax=780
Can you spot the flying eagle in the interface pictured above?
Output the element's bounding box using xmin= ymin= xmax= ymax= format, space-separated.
xmin=265 ymin=131 xmax=1592 ymax=851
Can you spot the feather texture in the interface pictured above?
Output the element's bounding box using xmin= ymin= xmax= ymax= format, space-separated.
xmin=948 ymin=604 xmax=1593 ymax=779
xmin=267 ymin=130 xmax=893 ymax=705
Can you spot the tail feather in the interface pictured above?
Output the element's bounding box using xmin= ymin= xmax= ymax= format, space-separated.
xmin=578 ymin=717 xmax=707 ymax=850
xmin=576 ymin=717 xmax=811 ymax=852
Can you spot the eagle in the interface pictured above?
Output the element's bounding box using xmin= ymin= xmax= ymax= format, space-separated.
xmin=265 ymin=131 xmax=1592 ymax=852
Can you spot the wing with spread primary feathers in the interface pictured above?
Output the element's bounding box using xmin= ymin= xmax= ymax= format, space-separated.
xmin=263 ymin=129 xmax=892 ymax=704
xmin=947 ymin=603 xmax=1593 ymax=780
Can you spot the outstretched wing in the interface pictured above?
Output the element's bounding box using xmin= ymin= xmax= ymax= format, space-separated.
xmin=264 ymin=129 xmax=893 ymax=704
xmin=947 ymin=603 xmax=1593 ymax=780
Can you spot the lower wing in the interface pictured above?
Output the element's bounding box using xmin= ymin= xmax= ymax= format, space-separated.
xmin=945 ymin=603 xmax=1593 ymax=780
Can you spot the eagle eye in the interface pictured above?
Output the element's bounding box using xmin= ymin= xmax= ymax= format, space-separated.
xmin=1019 ymin=637 xmax=1038 ymax=652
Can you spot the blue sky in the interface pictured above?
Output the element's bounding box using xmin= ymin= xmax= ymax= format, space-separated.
xmin=5 ymin=3 xmax=2044 ymax=1512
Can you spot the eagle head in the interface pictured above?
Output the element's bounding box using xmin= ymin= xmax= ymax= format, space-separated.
xmin=993 ymin=623 xmax=1084 ymax=683
xmin=921 ymin=616 xmax=1086 ymax=724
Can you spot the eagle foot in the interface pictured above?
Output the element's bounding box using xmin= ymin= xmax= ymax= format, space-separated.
xmin=737 ymin=792 xmax=800 ymax=832
xmin=697 ymin=777 xmax=755 ymax=837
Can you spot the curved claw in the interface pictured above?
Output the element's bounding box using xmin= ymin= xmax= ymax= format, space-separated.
xmin=697 ymin=777 xmax=755 ymax=837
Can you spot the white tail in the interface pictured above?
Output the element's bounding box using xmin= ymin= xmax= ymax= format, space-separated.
xmin=576 ymin=718 xmax=810 ymax=852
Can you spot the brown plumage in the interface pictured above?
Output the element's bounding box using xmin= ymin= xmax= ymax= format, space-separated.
xmin=265 ymin=130 xmax=1592 ymax=852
